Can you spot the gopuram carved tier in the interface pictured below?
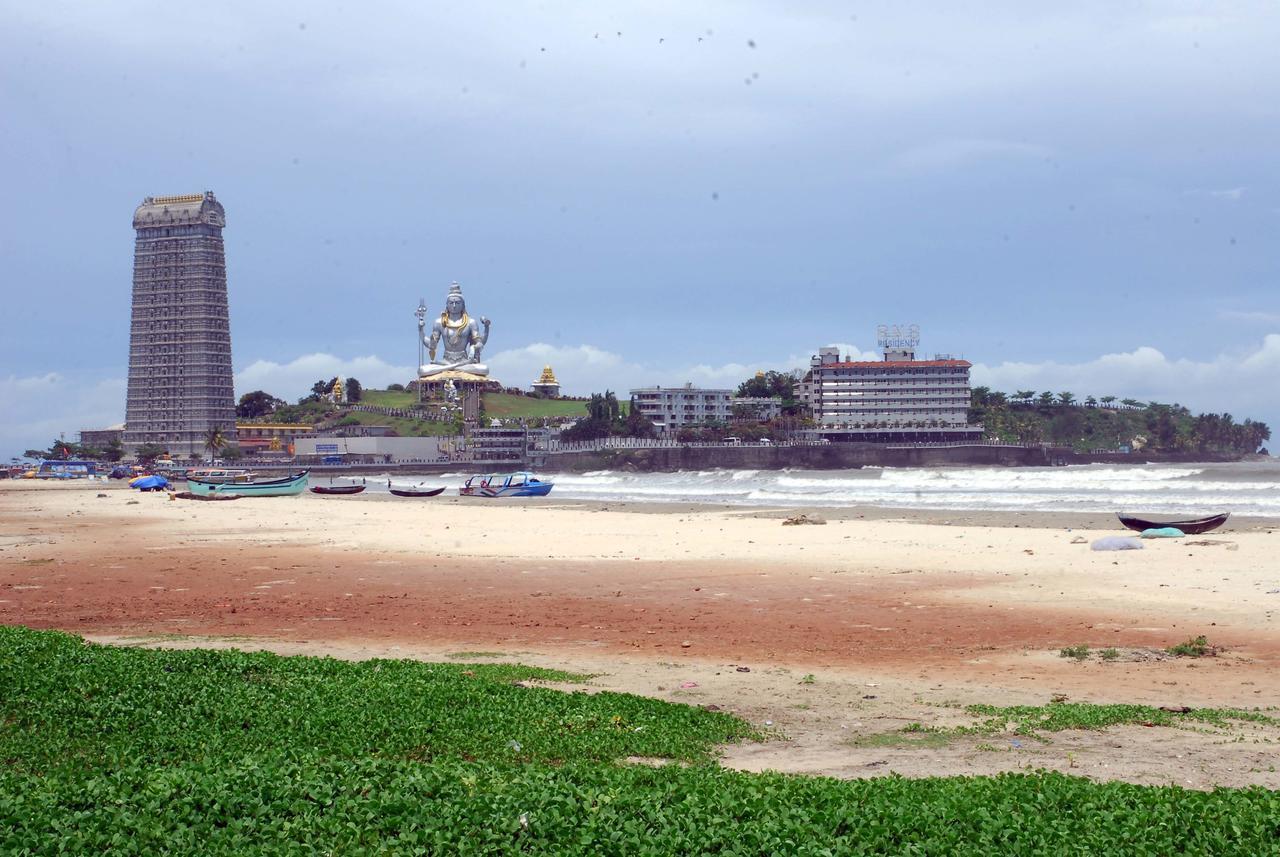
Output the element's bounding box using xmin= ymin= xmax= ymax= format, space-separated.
xmin=413 ymin=282 xmax=499 ymax=421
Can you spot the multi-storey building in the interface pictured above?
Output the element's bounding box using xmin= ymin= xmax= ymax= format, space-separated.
xmin=800 ymin=346 xmax=982 ymax=442
xmin=629 ymin=383 xmax=781 ymax=433
xmin=123 ymin=192 xmax=237 ymax=458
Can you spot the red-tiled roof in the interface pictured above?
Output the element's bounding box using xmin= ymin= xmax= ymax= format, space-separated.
xmin=822 ymin=360 xmax=971 ymax=369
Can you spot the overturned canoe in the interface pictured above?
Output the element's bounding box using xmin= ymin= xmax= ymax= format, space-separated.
xmin=1117 ymin=512 xmax=1229 ymax=535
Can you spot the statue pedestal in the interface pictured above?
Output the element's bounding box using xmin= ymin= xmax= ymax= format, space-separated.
xmin=410 ymin=373 xmax=500 ymax=423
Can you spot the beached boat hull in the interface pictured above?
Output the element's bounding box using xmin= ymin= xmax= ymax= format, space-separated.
xmin=188 ymin=471 xmax=309 ymax=497
xmin=310 ymin=485 xmax=366 ymax=495
xmin=389 ymin=486 xmax=446 ymax=498
xmin=1117 ymin=512 xmax=1229 ymax=535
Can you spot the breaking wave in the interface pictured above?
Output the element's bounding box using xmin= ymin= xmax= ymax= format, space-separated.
xmin=540 ymin=462 xmax=1280 ymax=515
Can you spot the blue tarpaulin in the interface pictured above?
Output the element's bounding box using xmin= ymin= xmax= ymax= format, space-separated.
xmin=130 ymin=475 xmax=169 ymax=491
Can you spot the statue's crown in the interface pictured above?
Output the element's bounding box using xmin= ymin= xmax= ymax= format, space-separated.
xmin=448 ymin=281 xmax=463 ymax=298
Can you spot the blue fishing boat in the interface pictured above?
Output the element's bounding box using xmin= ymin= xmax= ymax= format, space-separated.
xmin=459 ymin=472 xmax=553 ymax=498
xmin=187 ymin=471 xmax=309 ymax=497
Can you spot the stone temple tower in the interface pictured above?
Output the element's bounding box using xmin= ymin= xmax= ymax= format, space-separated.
xmin=123 ymin=192 xmax=237 ymax=458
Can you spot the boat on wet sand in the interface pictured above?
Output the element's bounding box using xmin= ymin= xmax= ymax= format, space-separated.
xmin=389 ymin=486 xmax=446 ymax=498
xmin=1117 ymin=512 xmax=1229 ymax=535
xmin=310 ymin=485 xmax=366 ymax=495
xmin=187 ymin=471 xmax=309 ymax=497
xmin=459 ymin=472 xmax=554 ymax=498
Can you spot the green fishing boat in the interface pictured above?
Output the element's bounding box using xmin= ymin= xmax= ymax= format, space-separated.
xmin=186 ymin=471 xmax=309 ymax=497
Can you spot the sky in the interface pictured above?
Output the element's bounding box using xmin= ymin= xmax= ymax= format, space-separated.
xmin=2 ymin=1 xmax=1278 ymax=456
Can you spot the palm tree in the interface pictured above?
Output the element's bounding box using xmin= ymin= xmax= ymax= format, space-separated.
xmin=204 ymin=425 xmax=227 ymax=463
xmin=1058 ymin=392 xmax=1076 ymax=407
xmin=1014 ymin=390 xmax=1035 ymax=404
xmin=1100 ymin=395 xmax=1117 ymax=407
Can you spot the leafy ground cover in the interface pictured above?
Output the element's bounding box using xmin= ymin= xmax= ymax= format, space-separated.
xmin=3 ymin=627 xmax=1279 ymax=854
xmin=956 ymin=702 xmax=1275 ymax=736
xmin=0 ymin=627 xmax=746 ymax=773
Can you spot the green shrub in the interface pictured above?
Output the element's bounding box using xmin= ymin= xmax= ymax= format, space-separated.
xmin=1167 ymin=635 xmax=1216 ymax=657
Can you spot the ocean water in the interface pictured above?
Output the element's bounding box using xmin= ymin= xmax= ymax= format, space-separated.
xmin=537 ymin=461 xmax=1280 ymax=516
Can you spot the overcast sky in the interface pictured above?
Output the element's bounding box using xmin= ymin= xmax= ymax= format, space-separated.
xmin=2 ymin=1 xmax=1278 ymax=455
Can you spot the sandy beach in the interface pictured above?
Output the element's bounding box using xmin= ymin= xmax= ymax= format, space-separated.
xmin=3 ymin=478 xmax=1278 ymax=788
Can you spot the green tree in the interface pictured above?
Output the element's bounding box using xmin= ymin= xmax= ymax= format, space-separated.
xmin=302 ymin=379 xmax=333 ymax=403
xmin=345 ymin=377 xmax=363 ymax=403
xmin=736 ymin=371 xmax=802 ymax=415
xmin=1037 ymin=391 xmax=1057 ymax=407
xmin=220 ymin=445 xmax=244 ymax=461
xmin=1100 ymin=395 xmax=1117 ymax=406
xmin=236 ymin=390 xmax=285 ymax=419
xmin=204 ymin=426 xmax=228 ymax=463
xmin=105 ymin=438 xmax=124 ymax=462
xmin=135 ymin=443 xmax=168 ymax=463
xmin=1057 ymin=392 xmax=1076 ymax=407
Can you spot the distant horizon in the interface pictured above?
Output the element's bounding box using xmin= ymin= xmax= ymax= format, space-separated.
xmin=3 ymin=3 xmax=1278 ymax=456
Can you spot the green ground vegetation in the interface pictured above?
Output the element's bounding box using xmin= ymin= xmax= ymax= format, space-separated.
xmin=482 ymin=392 xmax=594 ymax=420
xmin=1167 ymin=635 xmax=1218 ymax=657
xmin=969 ymin=388 xmax=1271 ymax=453
xmin=960 ymin=702 xmax=1274 ymax=736
xmin=3 ymin=627 xmax=1279 ymax=854
xmin=334 ymin=408 xmax=459 ymax=437
xmin=359 ymin=388 xmax=418 ymax=408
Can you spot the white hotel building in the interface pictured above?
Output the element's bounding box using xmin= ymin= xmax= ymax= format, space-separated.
xmin=799 ymin=346 xmax=982 ymax=442
xmin=629 ymin=383 xmax=782 ymax=433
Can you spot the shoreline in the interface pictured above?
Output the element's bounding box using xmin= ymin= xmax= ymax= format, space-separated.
xmin=4 ymin=478 xmax=1277 ymax=530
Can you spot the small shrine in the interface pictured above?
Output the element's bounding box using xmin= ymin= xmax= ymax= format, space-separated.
xmin=531 ymin=365 xmax=560 ymax=398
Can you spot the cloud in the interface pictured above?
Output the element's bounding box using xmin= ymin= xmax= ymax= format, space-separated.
xmin=1208 ymin=188 xmax=1246 ymax=201
xmin=1217 ymin=309 xmax=1280 ymax=325
xmin=972 ymin=334 xmax=1280 ymax=426
xmin=0 ymin=374 xmax=125 ymax=459
xmin=888 ymin=138 xmax=1052 ymax=175
xmin=234 ymin=353 xmax=414 ymax=400
xmin=488 ymin=342 xmax=810 ymax=396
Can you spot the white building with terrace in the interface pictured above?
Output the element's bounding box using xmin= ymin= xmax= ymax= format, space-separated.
xmin=799 ymin=345 xmax=983 ymax=443
xmin=629 ymin=383 xmax=781 ymax=434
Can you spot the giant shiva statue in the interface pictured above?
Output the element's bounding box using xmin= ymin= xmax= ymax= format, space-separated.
xmin=417 ymin=282 xmax=491 ymax=378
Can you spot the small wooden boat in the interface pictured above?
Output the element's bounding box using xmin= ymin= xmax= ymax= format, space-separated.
xmin=1117 ymin=512 xmax=1229 ymax=535
xmin=459 ymin=472 xmax=554 ymax=498
xmin=389 ymin=486 xmax=446 ymax=498
xmin=310 ymin=485 xmax=366 ymax=495
xmin=187 ymin=471 xmax=309 ymax=497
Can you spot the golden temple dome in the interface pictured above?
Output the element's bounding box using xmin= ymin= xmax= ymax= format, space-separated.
xmin=535 ymin=365 xmax=559 ymax=385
